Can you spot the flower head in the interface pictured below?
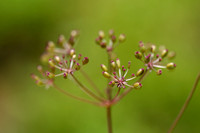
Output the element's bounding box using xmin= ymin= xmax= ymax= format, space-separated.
xmin=41 ymin=30 xmax=79 ymax=63
xmin=135 ymin=41 xmax=176 ymax=75
xmin=101 ymin=59 xmax=142 ymax=89
xmin=95 ymin=30 xmax=126 ymax=52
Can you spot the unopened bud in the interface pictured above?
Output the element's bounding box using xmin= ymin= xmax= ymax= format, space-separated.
xmin=111 ymin=61 xmax=116 ymax=69
xmin=95 ymin=37 xmax=101 ymax=44
xmin=139 ymin=41 xmax=146 ymax=53
xmin=37 ymin=65 xmax=43 ymax=73
xmin=128 ymin=61 xmax=131 ymax=69
xmin=68 ymin=36 xmax=75 ymax=45
xmin=101 ymin=64 xmax=108 ymax=71
xmin=63 ymin=73 xmax=68 ymax=79
xmin=48 ymin=59 xmax=55 ymax=67
xmin=116 ymin=58 xmax=121 ymax=68
xmin=82 ymin=57 xmax=89 ymax=65
xmin=135 ymin=51 xmax=142 ymax=59
xmin=111 ymin=35 xmax=116 ymax=43
xmin=144 ymin=54 xmax=151 ymax=63
xmin=109 ymin=29 xmax=114 ymax=37
xmin=36 ymin=80 xmax=44 ymax=86
xmin=151 ymin=45 xmax=156 ymax=52
xmin=157 ymin=69 xmax=162 ymax=75
xmin=74 ymin=63 xmax=81 ymax=70
xmin=54 ymin=56 xmax=61 ymax=63
xmin=69 ymin=49 xmax=75 ymax=57
xmin=102 ymin=71 xmax=111 ymax=78
xmin=31 ymin=74 xmax=40 ymax=81
xmin=46 ymin=41 xmax=55 ymax=52
xmin=57 ymin=35 xmax=66 ymax=45
xmin=109 ymin=81 xmax=115 ymax=87
xmin=136 ymin=68 xmax=144 ymax=77
xmin=168 ymin=51 xmax=176 ymax=59
xmin=46 ymin=72 xmax=55 ymax=79
xmin=100 ymin=41 xmax=106 ymax=48
xmin=166 ymin=63 xmax=176 ymax=70
xmin=161 ymin=49 xmax=168 ymax=58
xmin=71 ymin=30 xmax=79 ymax=37
xmin=119 ymin=34 xmax=126 ymax=42
xmin=133 ymin=82 xmax=142 ymax=89
xmin=99 ymin=30 xmax=105 ymax=39
xmin=78 ymin=54 xmax=82 ymax=60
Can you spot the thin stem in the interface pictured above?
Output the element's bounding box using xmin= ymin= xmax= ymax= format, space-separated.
xmin=106 ymin=106 xmax=112 ymax=133
xmin=111 ymin=69 xmax=149 ymax=104
xmin=53 ymin=84 xmax=102 ymax=106
xmin=71 ymin=74 xmax=105 ymax=102
xmin=168 ymin=72 xmax=200 ymax=133
xmin=80 ymin=69 xmax=105 ymax=98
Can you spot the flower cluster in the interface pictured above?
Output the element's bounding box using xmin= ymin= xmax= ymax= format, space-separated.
xmin=31 ymin=31 xmax=89 ymax=88
xmin=101 ymin=58 xmax=143 ymax=89
xmin=134 ymin=41 xmax=176 ymax=75
xmin=95 ymin=30 xmax=126 ymax=52
xmin=41 ymin=30 xmax=79 ymax=63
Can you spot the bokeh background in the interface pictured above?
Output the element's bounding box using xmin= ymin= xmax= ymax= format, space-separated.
xmin=0 ymin=0 xmax=200 ymax=133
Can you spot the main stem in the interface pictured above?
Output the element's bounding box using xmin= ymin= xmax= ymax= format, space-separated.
xmin=107 ymin=106 xmax=112 ymax=133
xmin=168 ymin=72 xmax=200 ymax=133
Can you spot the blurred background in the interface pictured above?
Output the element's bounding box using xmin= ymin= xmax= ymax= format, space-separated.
xmin=0 ymin=0 xmax=200 ymax=133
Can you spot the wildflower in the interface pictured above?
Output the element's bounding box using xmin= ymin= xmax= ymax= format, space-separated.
xmin=48 ymin=54 xmax=89 ymax=79
xmin=95 ymin=30 xmax=126 ymax=52
xmin=101 ymin=59 xmax=142 ymax=89
xmin=135 ymin=41 xmax=176 ymax=75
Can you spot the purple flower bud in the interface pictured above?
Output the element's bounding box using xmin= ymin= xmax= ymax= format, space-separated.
xmin=82 ymin=57 xmax=89 ymax=65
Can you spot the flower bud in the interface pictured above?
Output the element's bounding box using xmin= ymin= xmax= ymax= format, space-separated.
xmin=135 ymin=51 xmax=142 ymax=59
xmin=78 ymin=54 xmax=82 ymax=60
xmin=144 ymin=54 xmax=151 ymax=63
xmin=128 ymin=61 xmax=131 ymax=69
xmin=71 ymin=30 xmax=79 ymax=37
xmin=119 ymin=34 xmax=126 ymax=42
xmin=63 ymin=72 xmax=68 ymax=79
xmin=139 ymin=41 xmax=146 ymax=53
xmin=57 ymin=35 xmax=66 ymax=46
xmin=116 ymin=58 xmax=121 ymax=68
xmin=161 ymin=49 xmax=168 ymax=58
xmin=37 ymin=65 xmax=43 ymax=73
xmin=156 ymin=69 xmax=162 ymax=75
xmin=136 ymin=68 xmax=144 ymax=77
xmin=48 ymin=59 xmax=55 ymax=67
xmin=166 ymin=63 xmax=176 ymax=70
xmin=111 ymin=35 xmax=116 ymax=43
xmin=99 ymin=30 xmax=105 ymax=39
xmin=68 ymin=36 xmax=75 ymax=45
xmin=74 ymin=63 xmax=81 ymax=70
xmin=133 ymin=82 xmax=142 ymax=89
xmin=151 ymin=45 xmax=156 ymax=52
xmin=102 ymin=71 xmax=111 ymax=78
xmin=54 ymin=56 xmax=61 ymax=63
xmin=109 ymin=81 xmax=115 ymax=87
xmin=31 ymin=74 xmax=40 ymax=81
xmin=46 ymin=41 xmax=55 ymax=52
xmin=46 ymin=72 xmax=55 ymax=79
xmin=36 ymin=80 xmax=44 ymax=86
xmin=111 ymin=61 xmax=116 ymax=69
xmin=109 ymin=29 xmax=114 ymax=37
xmin=95 ymin=37 xmax=101 ymax=44
xmin=168 ymin=51 xmax=176 ymax=59
xmin=69 ymin=49 xmax=75 ymax=57
xmin=100 ymin=41 xmax=107 ymax=48
xmin=101 ymin=64 xmax=108 ymax=71
xmin=82 ymin=57 xmax=89 ymax=65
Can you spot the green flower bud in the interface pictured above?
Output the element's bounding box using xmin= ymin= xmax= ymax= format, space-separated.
xmin=101 ymin=64 xmax=108 ymax=71
xmin=109 ymin=81 xmax=115 ymax=87
xmin=135 ymin=51 xmax=142 ymax=59
xmin=36 ymin=80 xmax=44 ymax=86
xmin=151 ymin=45 xmax=156 ymax=52
xmin=119 ymin=34 xmax=126 ymax=42
xmin=48 ymin=59 xmax=55 ymax=67
xmin=166 ymin=62 xmax=176 ymax=70
xmin=156 ymin=69 xmax=162 ymax=75
xmin=63 ymin=73 xmax=68 ymax=79
xmin=116 ymin=58 xmax=121 ymax=68
xmin=57 ymin=35 xmax=66 ymax=46
xmin=99 ymin=30 xmax=105 ymax=39
xmin=46 ymin=72 xmax=55 ymax=79
xmin=46 ymin=41 xmax=55 ymax=52
xmin=161 ymin=49 xmax=168 ymax=58
xmin=136 ymin=68 xmax=144 ymax=77
xmin=82 ymin=57 xmax=89 ymax=65
xmin=111 ymin=61 xmax=116 ymax=69
xmin=74 ymin=63 xmax=81 ymax=71
xmin=54 ymin=56 xmax=61 ymax=63
xmin=133 ymin=82 xmax=142 ymax=89
xmin=69 ymin=49 xmax=76 ymax=57
xmin=102 ymin=71 xmax=111 ymax=78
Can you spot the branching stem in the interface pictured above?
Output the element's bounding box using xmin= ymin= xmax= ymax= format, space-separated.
xmin=168 ymin=72 xmax=200 ymax=133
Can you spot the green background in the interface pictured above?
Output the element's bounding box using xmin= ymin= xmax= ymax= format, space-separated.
xmin=0 ymin=0 xmax=200 ymax=133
